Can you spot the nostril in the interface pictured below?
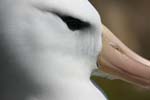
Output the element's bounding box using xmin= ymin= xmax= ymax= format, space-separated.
xmin=57 ymin=14 xmax=90 ymax=31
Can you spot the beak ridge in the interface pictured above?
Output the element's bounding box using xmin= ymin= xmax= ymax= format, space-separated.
xmin=97 ymin=25 xmax=150 ymax=89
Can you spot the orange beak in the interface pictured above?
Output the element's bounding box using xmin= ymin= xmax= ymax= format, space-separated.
xmin=97 ymin=25 xmax=150 ymax=88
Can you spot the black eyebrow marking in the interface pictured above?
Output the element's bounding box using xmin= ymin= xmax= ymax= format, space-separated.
xmin=34 ymin=4 xmax=91 ymax=31
xmin=55 ymin=13 xmax=90 ymax=31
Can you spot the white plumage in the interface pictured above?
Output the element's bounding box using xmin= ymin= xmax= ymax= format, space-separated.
xmin=0 ymin=0 xmax=106 ymax=100
xmin=1 ymin=0 xmax=150 ymax=100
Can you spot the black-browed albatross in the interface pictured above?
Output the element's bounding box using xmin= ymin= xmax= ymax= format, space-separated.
xmin=0 ymin=0 xmax=150 ymax=100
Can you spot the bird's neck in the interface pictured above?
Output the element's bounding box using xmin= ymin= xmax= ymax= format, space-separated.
xmin=3 ymin=49 xmax=106 ymax=100
xmin=30 ymin=78 xmax=106 ymax=100
xmin=25 ymin=52 xmax=106 ymax=100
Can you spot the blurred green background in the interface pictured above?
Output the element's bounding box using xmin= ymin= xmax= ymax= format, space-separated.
xmin=90 ymin=0 xmax=150 ymax=100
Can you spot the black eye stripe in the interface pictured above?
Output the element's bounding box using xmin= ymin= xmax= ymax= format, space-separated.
xmin=55 ymin=13 xmax=90 ymax=31
xmin=35 ymin=6 xmax=90 ymax=31
xmin=60 ymin=16 xmax=90 ymax=31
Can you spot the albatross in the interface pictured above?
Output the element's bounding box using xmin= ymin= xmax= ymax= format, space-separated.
xmin=0 ymin=0 xmax=150 ymax=100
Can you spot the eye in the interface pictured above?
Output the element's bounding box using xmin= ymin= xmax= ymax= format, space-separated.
xmin=34 ymin=6 xmax=90 ymax=31
xmin=56 ymin=14 xmax=90 ymax=31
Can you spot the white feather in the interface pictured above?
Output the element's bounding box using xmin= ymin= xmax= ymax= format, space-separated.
xmin=0 ymin=0 xmax=107 ymax=100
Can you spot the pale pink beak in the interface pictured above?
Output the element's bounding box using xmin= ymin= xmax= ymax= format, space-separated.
xmin=97 ymin=25 xmax=150 ymax=89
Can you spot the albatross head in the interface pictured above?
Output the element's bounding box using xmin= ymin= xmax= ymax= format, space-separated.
xmin=0 ymin=0 xmax=150 ymax=100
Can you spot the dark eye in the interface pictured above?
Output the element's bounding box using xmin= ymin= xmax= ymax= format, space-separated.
xmin=34 ymin=6 xmax=90 ymax=31
xmin=57 ymin=14 xmax=90 ymax=31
